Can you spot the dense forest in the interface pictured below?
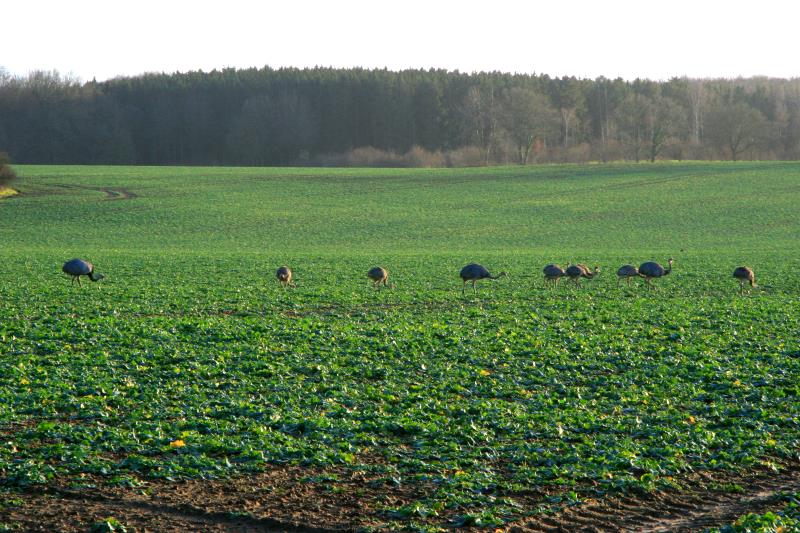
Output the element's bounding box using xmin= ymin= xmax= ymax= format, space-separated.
xmin=1 ymin=66 xmax=799 ymax=166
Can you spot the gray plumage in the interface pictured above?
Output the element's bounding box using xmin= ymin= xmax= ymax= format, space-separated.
xmin=733 ymin=266 xmax=755 ymax=294
xmin=367 ymin=266 xmax=389 ymax=287
xmin=276 ymin=266 xmax=295 ymax=287
xmin=543 ymin=264 xmax=566 ymax=287
xmin=616 ymin=264 xmax=640 ymax=286
xmin=638 ymin=258 xmax=674 ymax=288
xmin=62 ymin=258 xmax=104 ymax=287
xmin=460 ymin=263 xmax=507 ymax=294
xmin=565 ymin=263 xmax=599 ymax=287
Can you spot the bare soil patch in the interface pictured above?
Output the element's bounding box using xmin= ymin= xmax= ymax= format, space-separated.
xmin=0 ymin=462 xmax=426 ymax=532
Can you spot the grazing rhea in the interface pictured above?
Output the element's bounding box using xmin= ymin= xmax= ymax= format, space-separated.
xmin=616 ymin=264 xmax=640 ymax=287
xmin=578 ymin=263 xmax=601 ymax=280
xmin=565 ymin=263 xmax=600 ymax=287
xmin=733 ymin=266 xmax=756 ymax=294
xmin=543 ymin=264 xmax=566 ymax=287
xmin=367 ymin=266 xmax=390 ymax=288
xmin=459 ymin=263 xmax=507 ymax=294
xmin=638 ymin=258 xmax=674 ymax=289
xmin=276 ymin=266 xmax=295 ymax=288
xmin=62 ymin=258 xmax=104 ymax=287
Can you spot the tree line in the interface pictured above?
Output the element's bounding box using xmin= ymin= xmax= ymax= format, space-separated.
xmin=1 ymin=66 xmax=799 ymax=166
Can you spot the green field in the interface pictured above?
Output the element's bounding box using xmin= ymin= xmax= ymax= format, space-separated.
xmin=1 ymin=162 xmax=799 ymax=530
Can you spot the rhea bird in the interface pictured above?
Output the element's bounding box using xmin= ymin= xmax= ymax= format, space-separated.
xmin=733 ymin=266 xmax=756 ymax=294
xmin=543 ymin=264 xmax=567 ymax=287
xmin=616 ymin=264 xmax=640 ymax=287
xmin=638 ymin=258 xmax=674 ymax=289
xmin=459 ymin=263 xmax=507 ymax=294
xmin=276 ymin=266 xmax=295 ymax=288
xmin=565 ymin=263 xmax=600 ymax=287
xmin=62 ymin=258 xmax=104 ymax=286
xmin=367 ymin=266 xmax=390 ymax=288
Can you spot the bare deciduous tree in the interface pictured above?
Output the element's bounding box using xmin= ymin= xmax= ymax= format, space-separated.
xmin=645 ymin=95 xmax=684 ymax=162
xmin=617 ymin=94 xmax=648 ymax=162
xmin=550 ymin=77 xmax=582 ymax=148
xmin=498 ymin=88 xmax=560 ymax=164
xmin=706 ymin=101 xmax=770 ymax=161
xmin=461 ymin=85 xmax=499 ymax=165
xmin=689 ymin=79 xmax=705 ymax=145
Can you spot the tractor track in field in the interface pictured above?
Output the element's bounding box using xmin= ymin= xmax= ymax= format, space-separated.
xmin=50 ymin=183 xmax=138 ymax=200
xmin=359 ymin=171 xmax=697 ymax=199
xmin=455 ymin=164 xmax=777 ymax=203
xmin=526 ymin=172 xmax=697 ymax=201
xmin=512 ymin=462 xmax=800 ymax=532
xmin=534 ymin=163 xmax=780 ymax=201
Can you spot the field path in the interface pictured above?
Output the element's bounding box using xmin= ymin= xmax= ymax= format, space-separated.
xmin=513 ymin=463 xmax=800 ymax=532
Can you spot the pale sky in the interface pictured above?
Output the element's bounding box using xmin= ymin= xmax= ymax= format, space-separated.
xmin=4 ymin=0 xmax=799 ymax=82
